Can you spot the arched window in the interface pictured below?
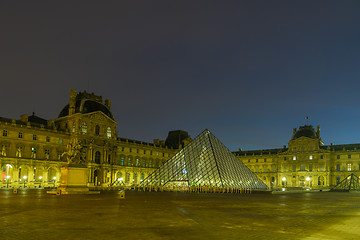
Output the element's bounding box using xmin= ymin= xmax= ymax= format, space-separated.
xmin=82 ymin=122 xmax=87 ymax=134
xmin=134 ymin=172 xmax=137 ymax=182
xmin=135 ymin=158 xmax=139 ymax=166
xmin=126 ymin=172 xmax=130 ymax=182
xmin=95 ymin=125 xmax=100 ymax=135
xmin=95 ymin=151 xmax=101 ymax=164
xmin=107 ymin=127 xmax=111 ymax=139
xmin=121 ymin=157 xmax=124 ymax=166
xmin=149 ymin=160 xmax=152 ymax=168
xmin=142 ymin=159 xmax=146 ymax=167
xmin=128 ymin=157 xmax=132 ymax=166
xmin=141 ymin=173 xmax=145 ymax=181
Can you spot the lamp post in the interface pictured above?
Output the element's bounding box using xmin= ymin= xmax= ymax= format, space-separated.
xmin=23 ymin=176 xmax=27 ymax=188
xmin=6 ymin=176 xmax=10 ymax=188
xmin=306 ymin=177 xmax=311 ymax=188
xmin=39 ymin=176 xmax=43 ymax=188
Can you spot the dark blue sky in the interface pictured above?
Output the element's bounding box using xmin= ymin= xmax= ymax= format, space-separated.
xmin=1 ymin=1 xmax=360 ymax=151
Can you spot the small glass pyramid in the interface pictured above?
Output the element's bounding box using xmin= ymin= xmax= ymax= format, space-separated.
xmin=141 ymin=129 xmax=268 ymax=190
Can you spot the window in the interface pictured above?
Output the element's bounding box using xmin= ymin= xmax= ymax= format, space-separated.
xmin=81 ymin=122 xmax=87 ymax=134
xmin=150 ymin=151 xmax=152 ymax=155
xmin=120 ymin=157 xmax=124 ymax=166
xmin=135 ymin=158 xmax=139 ymax=167
xmin=309 ymin=155 xmax=313 ymax=160
xmin=31 ymin=147 xmax=36 ymax=158
xmin=136 ymin=149 xmax=139 ymax=153
xmin=264 ymin=158 xmax=267 ymax=163
xmin=309 ymin=164 xmax=313 ymax=172
xmin=141 ymin=173 xmax=145 ymax=181
xmin=3 ymin=130 xmax=7 ymax=136
xmin=129 ymin=148 xmax=132 ymax=153
xmin=134 ymin=173 xmax=137 ymax=182
xmin=271 ymin=165 xmax=275 ymax=172
xmin=128 ymin=158 xmax=132 ymax=166
xmin=337 ymin=155 xmax=340 ymax=159
xmin=108 ymin=154 xmax=111 ymax=164
xmin=283 ymin=165 xmax=286 ymax=172
xmin=348 ymin=155 xmax=351 ymax=159
xmin=126 ymin=172 xmax=130 ymax=182
xmin=284 ymin=157 xmax=287 ymax=161
xmin=347 ymin=163 xmax=352 ymax=171
xmin=149 ymin=160 xmax=152 ymax=168
xmin=46 ymin=136 xmax=50 ymax=142
xmin=293 ymin=156 xmax=296 ymax=160
xmin=95 ymin=151 xmax=101 ymax=164
xmin=18 ymin=132 xmax=23 ymax=138
xmin=292 ymin=165 xmax=296 ymax=172
xmin=107 ymin=127 xmax=111 ymax=138
xmin=263 ymin=165 xmax=267 ymax=172
xmin=121 ymin=147 xmax=124 ymax=151
xmin=336 ymin=164 xmax=340 ymax=171
xmin=45 ymin=149 xmax=50 ymax=159
xmin=248 ymin=159 xmax=250 ymax=163
xmin=256 ymin=159 xmax=258 ymax=163
xmin=320 ymin=155 xmax=323 ymax=159
xmin=143 ymin=150 xmax=146 ymax=154
xmin=336 ymin=176 xmax=340 ymax=184
xmin=33 ymin=134 xmax=37 ymax=140
xmin=300 ymin=164 xmax=305 ymax=171
xmin=59 ymin=138 xmax=62 ymax=144
xmin=95 ymin=125 xmax=100 ymax=135
xmin=255 ymin=166 xmax=259 ymax=172
xmin=319 ymin=164 xmax=324 ymax=171
xmin=142 ymin=159 xmax=146 ymax=167
xmin=72 ymin=122 xmax=76 ymax=133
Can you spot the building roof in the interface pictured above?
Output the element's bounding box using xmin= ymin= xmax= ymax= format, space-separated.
xmin=291 ymin=125 xmax=319 ymax=140
xmin=58 ymin=99 xmax=114 ymax=119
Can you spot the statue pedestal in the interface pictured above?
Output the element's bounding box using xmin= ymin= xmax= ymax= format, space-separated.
xmin=54 ymin=165 xmax=99 ymax=194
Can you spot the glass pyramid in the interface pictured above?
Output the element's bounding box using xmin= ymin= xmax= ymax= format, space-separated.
xmin=141 ymin=129 xmax=268 ymax=190
xmin=330 ymin=173 xmax=360 ymax=192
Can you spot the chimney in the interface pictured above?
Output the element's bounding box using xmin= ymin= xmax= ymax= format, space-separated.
xmin=20 ymin=114 xmax=29 ymax=122
xmin=69 ymin=89 xmax=77 ymax=115
xmin=105 ymin=99 xmax=111 ymax=109
xmin=317 ymin=125 xmax=320 ymax=137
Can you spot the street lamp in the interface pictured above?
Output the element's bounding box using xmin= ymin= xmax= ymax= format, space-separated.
xmin=39 ymin=176 xmax=43 ymax=188
xmin=23 ymin=176 xmax=27 ymax=188
xmin=6 ymin=176 xmax=10 ymax=188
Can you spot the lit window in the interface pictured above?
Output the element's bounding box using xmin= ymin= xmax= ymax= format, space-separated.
xmin=293 ymin=156 xmax=296 ymax=160
xmin=128 ymin=158 xmax=132 ymax=166
xmin=82 ymin=122 xmax=87 ymax=134
xmin=136 ymin=158 xmax=139 ymax=166
xmin=59 ymin=138 xmax=62 ymax=144
xmin=121 ymin=157 xmax=124 ymax=166
xmin=107 ymin=127 xmax=111 ymax=138
xmin=72 ymin=122 xmax=76 ymax=133
xmin=347 ymin=163 xmax=352 ymax=171
xmin=149 ymin=160 xmax=152 ymax=168
xmin=126 ymin=172 xmax=130 ymax=182
xmin=142 ymin=159 xmax=146 ymax=167
xmin=309 ymin=155 xmax=313 ymax=160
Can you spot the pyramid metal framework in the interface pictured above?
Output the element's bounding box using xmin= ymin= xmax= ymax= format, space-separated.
xmin=330 ymin=173 xmax=360 ymax=192
xmin=141 ymin=130 xmax=268 ymax=190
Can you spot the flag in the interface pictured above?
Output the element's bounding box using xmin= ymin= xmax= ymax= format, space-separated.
xmin=304 ymin=116 xmax=309 ymax=120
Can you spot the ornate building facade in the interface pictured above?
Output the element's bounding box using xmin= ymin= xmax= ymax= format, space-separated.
xmin=0 ymin=90 xmax=181 ymax=188
xmin=235 ymin=125 xmax=360 ymax=189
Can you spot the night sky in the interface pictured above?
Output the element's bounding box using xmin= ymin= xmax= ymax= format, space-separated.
xmin=1 ymin=1 xmax=360 ymax=151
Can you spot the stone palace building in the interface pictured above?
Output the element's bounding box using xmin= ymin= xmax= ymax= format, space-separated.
xmin=236 ymin=125 xmax=360 ymax=189
xmin=0 ymin=89 xmax=189 ymax=188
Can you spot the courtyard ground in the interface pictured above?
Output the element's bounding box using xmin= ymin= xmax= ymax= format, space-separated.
xmin=0 ymin=190 xmax=359 ymax=240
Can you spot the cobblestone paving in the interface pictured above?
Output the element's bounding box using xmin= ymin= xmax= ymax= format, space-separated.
xmin=0 ymin=190 xmax=359 ymax=240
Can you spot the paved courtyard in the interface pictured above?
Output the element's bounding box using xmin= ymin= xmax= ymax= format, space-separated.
xmin=0 ymin=190 xmax=359 ymax=240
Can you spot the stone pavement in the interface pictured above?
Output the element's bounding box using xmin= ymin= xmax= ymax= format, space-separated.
xmin=0 ymin=190 xmax=359 ymax=240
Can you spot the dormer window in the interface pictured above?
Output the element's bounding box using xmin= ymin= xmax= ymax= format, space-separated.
xmin=95 ymin=125 xmax=100 ymax=135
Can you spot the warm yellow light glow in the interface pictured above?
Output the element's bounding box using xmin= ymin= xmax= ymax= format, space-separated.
xmin=6 ymin=176 xmax=10 ymax=179
xmin=306 ymin=177 xmax=310 ymax=181
xmin=23 ymin=176 xmax=27 ymax=180
xmin=282 ymin=177 xmax=286 ymax=181
xmin=39 ymin=176 xmax=43 ymax=180
xmin=53 ymin=177 xmax=56 ymax=180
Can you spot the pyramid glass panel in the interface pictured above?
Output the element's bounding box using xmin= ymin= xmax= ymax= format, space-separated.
xmin=330 ymin=173 xmax=360 ymax=191
xmin=141 ymin=129 xmax=268 ymax=190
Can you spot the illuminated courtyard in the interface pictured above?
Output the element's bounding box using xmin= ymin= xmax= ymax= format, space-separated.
xmin=0 ymin=190 xmax=360 ymax=240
